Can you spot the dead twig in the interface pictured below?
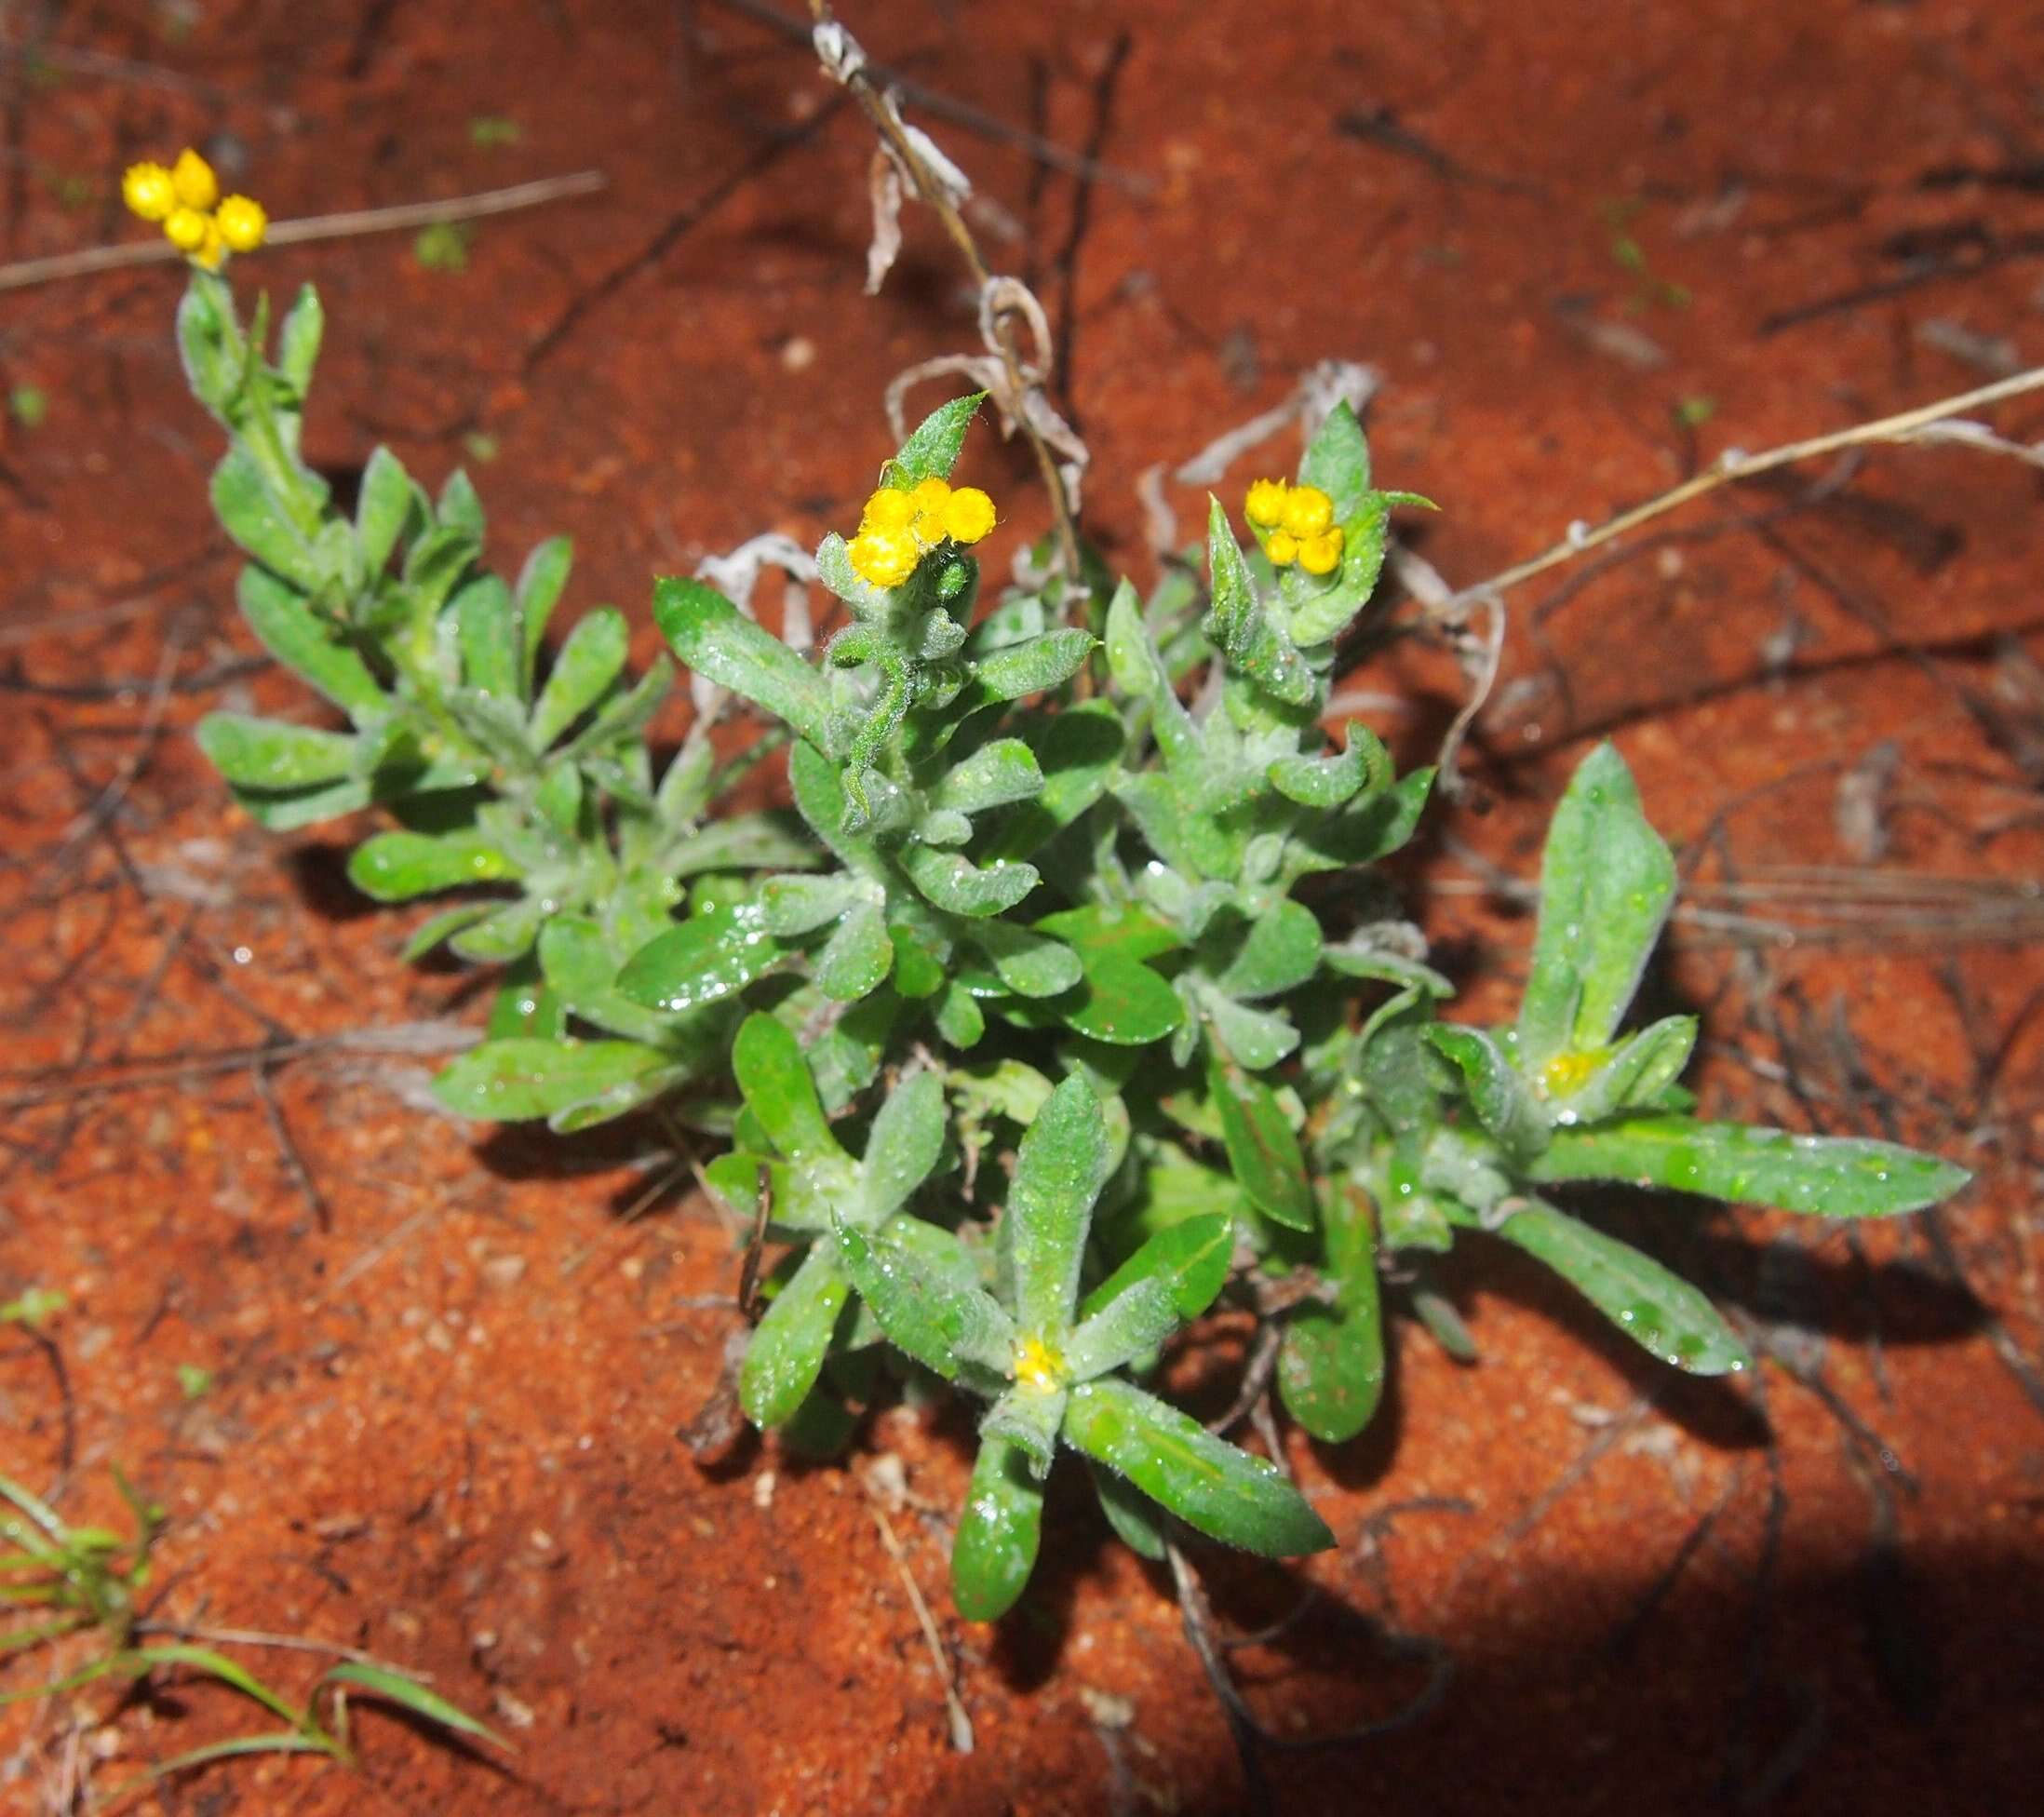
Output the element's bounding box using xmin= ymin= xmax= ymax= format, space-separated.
xmin=0 ymin=171 xmax=609 ymax=294
xmin=860 ymin=1474 xmax=974 ymax=1754
xmin=810 ymin=1 xmax=1083 ymax=578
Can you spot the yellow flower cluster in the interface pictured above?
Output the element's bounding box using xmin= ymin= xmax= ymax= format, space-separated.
xmin=846 ymin=476 xmax=997 ymax=589
xmin=1013 ymin=1333 xmax=1067 ymax=1393
xmin=1244 ymin=478 xmax=1345 ymax=577
xmin=122 ymin=149 xmax=266 ymax=271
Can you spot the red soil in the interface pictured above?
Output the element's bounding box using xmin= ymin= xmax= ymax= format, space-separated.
xmin=4 ymin=2 xmax=2043 ymax=1812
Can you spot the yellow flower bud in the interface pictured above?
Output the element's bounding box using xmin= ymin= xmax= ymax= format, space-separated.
xmin=1244 ymin=478 xmax=1289 ymax=529
xmin=1266 ymin=530 xmax=1299 ymax=567
xmin=170 ymin=148 xmax=219 ymax=211
xmin=908 ymin=476 xmax=952 ymax=515
xmin=912 ymin=511 xmax=948 ymax=547
xmin=1013 ymin=1334 xmax=1066 ymax=1393
xmin=1298 ymin=527 xmax=1344 ymax=576
xmin=163 ymin=207 xmax=209 ymax=253
xmin=122 ymin=161 xmax=177 ymax=222
xmin=848 ymin=527 xmax=920 ymax=588
xmin=215 ymin=195 xmax=267 ymax=254
xmin=940 ymin=486 xmax=997 ymax=545
xmin=1280 ymin=484 xmax=1335 ymax=540
xmin=860 ymin=487 xmax=918 ymax=534
xmin=191 ymin=217 xmax=228 ymax=270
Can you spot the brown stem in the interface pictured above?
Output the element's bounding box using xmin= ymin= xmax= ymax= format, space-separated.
xmin=808 ymin=0 xmax=1083 ymax=580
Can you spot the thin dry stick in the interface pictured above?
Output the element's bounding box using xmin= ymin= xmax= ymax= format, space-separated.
xmin=1469 ymin=366 xmax=2044 ymax=602
xmin=807 ymin=0 xmax=1083 ymax=578
xmin=860 ymin=1480 xmax=974 ymax=1754
xmin=0 ymin=171 xmax=608 ymax=294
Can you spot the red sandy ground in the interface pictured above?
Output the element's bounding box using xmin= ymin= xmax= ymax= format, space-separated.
xmin=4 ymin=2 xmax=2044 ymax=1812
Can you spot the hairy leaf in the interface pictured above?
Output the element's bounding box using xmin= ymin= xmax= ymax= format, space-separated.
xmin=1062 ymin=1377 xmax=1332 ymax=1556
xmin=1496 ymin=1199 xmax=1750 ymax=1375
xmin=1530 ymin=1117 xmax=1970 ymax=1218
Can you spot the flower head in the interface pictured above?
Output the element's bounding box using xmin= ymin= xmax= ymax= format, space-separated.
xmin=859 ymin=486 xmax=919 ymax=535
xmin=940 ymin=486 xmax=996 ymax=545
xmin=125 ymin=149 xmax=264 ymax=269
xmin=215 ymin=195 xmax=267 ymax=254
xmin=1280 ymin=485 xmax=1335 ymax=540
xmin=170 ymin=148 xmax=219 ymax=211
xmin=843 ymin=475 xmax=999 ymax=588
xmin=848 ymin=526 xmax=920 ymax=589
xmin=1266 ymin=529 xmax=1299 ymax=568
xmin=1013 ymin=1333 xmax=1067 ymax=1393
xmin=1244 ymin=478 xmax=1289 ymax=529
xmin=122 ymin=162 xmax=177 ymax=222
xmin=1297 ymin=527 xmax=1344 ymax=576
xmin=163 ymin=207 xmax=209 ymax=254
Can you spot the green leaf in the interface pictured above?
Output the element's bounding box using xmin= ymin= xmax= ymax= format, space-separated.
xmin=1425 ymin=1025 xmax=1548 ymax=1160
xmin=235 ymin=568 xmax=385 ymax=723
xmin=530 ymin=607 xmax=627 ymax=749
xmin=1063 ymin=1377 xmax=1332 ymax=1557
xmin=211 ymin=446 xmax=318 ymax=589
xmin=196 ymin=714 xmax=356 ymax=789
xmin=319 ymin=1662 xmax=505 ymax=1750
xmin=1516 ymin=743 xmax=1676 ymax=1067
xmin=356 ymin=446 xmax=422 ymax=573
xmin=1277 ymin=1187 xmax=1385 ymax=1442
xmin=1009 ymin=1075 xmax=1114 ymax=1335
xmin=653 ymin=575 xmax=831 ymax=747
xmin=431 ymin=1038 xmax=666 ymax=1123
xmin=1204 ymin=498 xmax=1315 ymax=706
xmin=740 ymin=1243 xmax=852 ymax=1427
xmin=760 ymin=875 xmax=864 ymax=937
xmin=1060 ymin=950 xmax=1183 ymax=1045
xmin=1208 ymin=1053 xmax=1313 ymax=1231
xmin=437 ymin=468 xmax=487 ymax=539
xmin=1215 ymin=900 xmax=1323 ymax=1001
xmin=1267 ymin=720 xmax=1390 ymax=808
xmin=546 ymin=1062 xmax=693 ymax=1133
xmin=487 ymin=956 xmax=564 ymax=1040
xmin=933 ymin=739 xmax=1043 ymax=815
xmin=731 ymin=1011 xmax=844 ymax=1163
xmin=617 ymin=902 xmax=784 ymax=1016
xmin=1529 ymin=1117 xmax=1970 ymax=1218
xmin=834 ymin=1220 xmax=1014 ymax=1381
xmin=972 ymin=629 xmax=1095 ymax=702
xmin=450 ymin=895 xmax=547 ymax=963
xmin=988 ymin=703 xmax=1126 ymax=862
xmin=1203 ymin=988 xmax=1299 ymax=1071
xmin=514 ymin=535 xmax=573 ymax=693
xmin=981 ymin=1381 xmax=1067 ymax=1476
xmin=1103 ymin=579 xmax=1203 ymax=777
xmin=175 ymin=274 xmax=235 ymax=417
xmin=1064 ymin=1275 xmax=1179 ymax=1382
xmin=969 ymin=922 xmax=1083 ymax=999
xmin=886 ymin=392 xmax=985 ymax=485
xmin=900 ymin=844 xmax=1040 ymax=918
xmin=860 ymin=1069 xmax=947 ymax=1221
xmin=276 ymin=284 xmax=325 ymax=395
xmin=1078 ymin=1213 xmax=1233 ymax=1324
xmin=222 ymin=775 xmax=372 ymax=830
xmin=1496 ymin=1200 xmax=1750 ymax=1375
xmin=813 ymin=899 xmax=894 ymax=1002
xmin=1090 ymin=1460 xmax=1170 ymax=1559
xmin=935 ymin=980 xmax=986 ymax=1047
xmin=951 ymin=1436 xmax=1043 ymax=1621
xmin=455 ymin=574 xmax=520 ymax=702
xmin=348 ymin=828 xmax=517 ymax=901
xmin=1288 ymin=765 xmax=1433 ymax=873
xmin=1298 ymin=399 xmax=1371 ymax=520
